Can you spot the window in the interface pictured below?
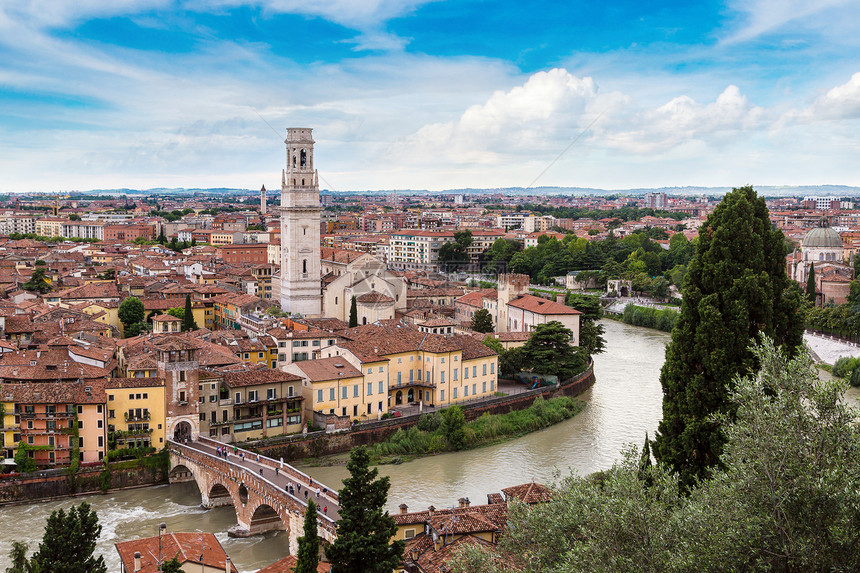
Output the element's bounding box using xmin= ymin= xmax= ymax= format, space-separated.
xmin=330 ymin=388 xmax=335 ymax=401
xmin=353 ymin=405 xmax=358 ymax=417
xmin=454 ymin=355 xmax=458 ymax=361
xmin=353 ymin=385 xmax=359 ymax=398
xmin=97 ymin=419 xmax=103 ymax=429
xmin=441 ymin=357 xmax=445 ymax=364
xmin=452 ymin=388 xmax=457 ymax=399
xmin=248 ymin=391 xmax=258 ymax=402
xmin=342 ymin=387 xmax=347 ymax=399
xmin=267 ymin=388 xmax=277 ymax=400
xmin=405 ymin=529 xmax=416 ymax=539
xmin=367 ymin=383 xmax=373 ymax=395
xmin=77 ymin=405 xmax=83 ymax=414
xmin=483 ymin=381 xmax=487 ymax=393
xmin=378 ymin=366 xmax=383 ymax=373
xmin=267 ymin=418 xmax=283 ymax=428
xmin=490 ymin=363 xmax=495 ymax=374
xmin=108 ymin=394 xmax=114 ymax=401
xmin=209 ymin=395 xmax=217 ymax=402
xmin=235 ymin=392 xmax=241 ymax=404
xmin=179 ymin=391 xmax=186 ymax=403
xmin=483 ymin=364 xmax=487 ymax=376
xmin=47 ymin=420 xmax=56 ymax=431
xmin=473 ymin=366 xmax=477 ymax=377
xmin=473 ymin=383 xmax=477 ymax=395
xmin=258 ymin=352 xmax=264 ymax=359
xmin=464 ymin=368 xmax=469 ymax=379
xmin=490 ymin=380 xmax=495 ymax=391
xmin=440 ymin=372 xmax=445 ymax=383
xmin=464 ymin=386 xmax=468 ymax=397
xmin=379 ymin=381 xmax=383 ymax=394
xmin=367 ymin=368 xmax=372 ymax=374
xmin=288 ymin=386 xmax=294 ymax=397
xmin=440 ymin=389 xmax=445 ymax=401
xmin=453 ymin=369 xmax=458 ymax=381
xmin=425 ymin=370 xmax=430 ymax=382
xmin=77 ymin=420 xmax=83 ymax=429
xmin=397 ymin=372 xmax=402 ymax=384
xmin=109 ymin=409 xmax=115 ymax=419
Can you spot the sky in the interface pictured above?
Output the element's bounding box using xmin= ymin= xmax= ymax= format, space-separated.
xmin=2 ymin=0 xmax=860 ymax=193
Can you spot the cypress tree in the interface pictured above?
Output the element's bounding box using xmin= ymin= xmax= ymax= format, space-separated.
xmin=806 ymin=264 xmax=816 ymax=303
xmin=181 ymin=294 xmax=197 ymax=331
xmin=326 ymin=446 xmax=404 ymax=573
xmin=653 ymin=186 xmax=804 ymax=490
xmin=295 ymin=499 xmax=320 ymax=573
xmin=349 ymin=295 xmax=358 ymax=328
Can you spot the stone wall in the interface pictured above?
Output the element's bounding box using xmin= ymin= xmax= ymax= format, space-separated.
xmin=257 ymin=363 xmax=595 ymax=461
xmin=0 ymin=462 xmax=167 ymax=505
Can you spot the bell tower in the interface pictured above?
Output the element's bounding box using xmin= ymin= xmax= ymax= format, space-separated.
xmin=278 ymin=128 xmax=322 ymax=316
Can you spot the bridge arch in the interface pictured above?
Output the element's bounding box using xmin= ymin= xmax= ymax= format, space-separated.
xmin=248 ymin=503 xmax=286 ymax=535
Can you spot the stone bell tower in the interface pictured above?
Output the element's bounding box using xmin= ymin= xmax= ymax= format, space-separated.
xmin=156 ymin=339 xmax=200 ymax=442
xmin=278 ymin=128 xmax=322 ymax=316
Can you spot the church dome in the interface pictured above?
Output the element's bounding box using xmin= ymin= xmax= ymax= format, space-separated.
xmin=802 ymin=227 xmax=842 ymax=249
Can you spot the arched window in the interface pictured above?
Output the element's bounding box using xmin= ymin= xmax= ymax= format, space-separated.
xmin=303 ymin=259 xmax=307 ymax=274
xmin=300 ymin=149 xmax=307 ymax=167
xmin=292 ymin=155 xmax=296 ymax=168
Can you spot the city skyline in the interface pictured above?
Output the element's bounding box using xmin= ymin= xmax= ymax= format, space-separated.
xmin=2 ymin=1 xmax=860 ymax=193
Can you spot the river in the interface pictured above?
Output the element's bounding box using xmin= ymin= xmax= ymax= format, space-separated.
xmin=0 ymin=321 xmax=671 ymax=572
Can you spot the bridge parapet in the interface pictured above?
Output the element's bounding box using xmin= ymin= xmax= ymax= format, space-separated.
xmin=167 ymin=439 xmax=337 ymax=553
xmin=197 ymin=436 xmax=339 ymax=503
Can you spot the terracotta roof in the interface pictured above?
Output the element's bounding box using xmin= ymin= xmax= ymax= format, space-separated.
xmin=293 ymin=356 xmax=363 ymax=382
xmin=217 ymin=366 xmax=302 ymax=387
xmin=507 ymin=294 xmax=581 ymax=316
xmin=356 ymin=291 xmax=395 ymax=304
xmin=320 ymin=247 xmax=368 ymax=264
xmin=115 ymin=532 xmax=238 ymax=573
xmin=153 ymin=314 xmax=182 ymax=322
xmin=502 ymin=481 xmax=553 ymax=504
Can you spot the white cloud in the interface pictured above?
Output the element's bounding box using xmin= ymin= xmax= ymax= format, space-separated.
xmin=782 ymin=71 xmax=860 ymax=124
xmin=721 ymin=0 xmax=855 ymax=44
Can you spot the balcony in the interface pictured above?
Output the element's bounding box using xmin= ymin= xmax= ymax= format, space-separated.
xmin=124 ymin=412 xmax=151 ymax=422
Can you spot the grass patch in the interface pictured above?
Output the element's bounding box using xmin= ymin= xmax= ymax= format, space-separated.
xmin=365 ymin=396 xmax=585 ymax=463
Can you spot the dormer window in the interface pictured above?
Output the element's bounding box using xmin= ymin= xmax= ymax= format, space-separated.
xmin=29 ymin=360 xmax=36 ymax=366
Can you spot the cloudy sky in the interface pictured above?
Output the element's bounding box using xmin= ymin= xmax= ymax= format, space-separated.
xmin=2 ymin=0 xmax=860 ymax=193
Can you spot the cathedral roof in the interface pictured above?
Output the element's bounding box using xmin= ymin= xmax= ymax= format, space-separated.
xmin=802 ymin=227 xmax=842 ymax=249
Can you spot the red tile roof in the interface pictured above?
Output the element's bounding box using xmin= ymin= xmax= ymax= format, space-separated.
xmin=115 ymin=532 xmax=238 ymax=573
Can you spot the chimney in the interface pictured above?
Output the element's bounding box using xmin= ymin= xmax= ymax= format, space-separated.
xmin=556 ymin=293 xmax=565 ymax=305
xmin=428 ymin=505 xmax=435 ymax=517
xmin=464 ymin=497 xmax=470 ymax=508
xmin=225 ymin=556 xmax=232 ymax=573
xmin=399 ymin=503 xmax=408 ymax=515
xmin=133 ymin=551 xmax=141 ymax=572
xmin=458 ymin=497 xmax=466 ymax=508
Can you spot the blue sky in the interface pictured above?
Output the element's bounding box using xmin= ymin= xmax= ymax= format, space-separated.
xmin=2 ymin=0 xmax=860 ymax=192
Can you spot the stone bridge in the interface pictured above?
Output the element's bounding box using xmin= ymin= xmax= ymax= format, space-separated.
xmin=168 ymin=436 xmax=338 ymax=554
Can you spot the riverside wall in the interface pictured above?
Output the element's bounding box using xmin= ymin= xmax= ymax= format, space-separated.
xmin=0 ymin=462 xmax=167 ymax=505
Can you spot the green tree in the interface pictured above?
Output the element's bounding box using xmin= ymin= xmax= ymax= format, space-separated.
xmin=68 ymin=214 xmax=81 ymax=221
xmin=30 ymin=502 xmax=106 ymax=573
xmin=439 ymin=230 xmax=473 ymax=267
xmin=118 ymin=296 xmax=145 ymax=328
xmin=349 ymin=295 xmax=358 ymax=328
xmin=23 ymin=267 xmax=51 ymax=294
xmin=471 ymin=308 xmax=494 ymax=333
xmin=157 ymin=229 xmax=167 ymax=244
xmin=159 ymin=558 xmax=185 ymax=573
xmin=190 ymin=237 xmax=197 ymax=247
xmin=440 ymin=405 xmax=466 ymax=450
xmin=295 ymin=499 xmax=320 ymax=573
xmin=519 ymin=321 xmax=587 ymax=380
xmin=566 ymin=293 xmax=605 ymax=355
xmin=14 ymin=442 xmax=37 ymax=473
xmin=806 ymin=263 xmax=816 ymax=303
xmin=181 ymin=294 xmax=197 ymax=331
xmin=326 ymin=447 xmax=404 ymax=573
xmin=5 ymin=540 xmax=30 ymax=573
xmin=653 ymin=186 xmax=804 ymax=491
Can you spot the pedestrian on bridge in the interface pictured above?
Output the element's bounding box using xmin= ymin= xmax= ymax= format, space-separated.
xmin=324 ymin=506 xmax=328 ymax=516
xmin=259 ymin=468 xmax=263 ymax=476
xmin=275 ymin=467 xmax=279 ymax=476
xmin=316 ymin=487 xmax=320 ymax=498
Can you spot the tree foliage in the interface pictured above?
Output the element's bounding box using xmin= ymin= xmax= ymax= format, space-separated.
xmin=471 ymin=308 xmax=494 ymax=333
xmin=349 ymin=295 xmax=358 ymax=328
xmin=519 ymin=321 xmax=588 ymax=380
xmin=295 ymin=499 xmax=320 ymax=573
xmin=440 ymin=405 xmax=466 ymax=450
xmin=118 ymin=296 xmax=145 ymax=327
xmin=653 ymin=186 xmax=804 ymax=490
xmin=159 ymin=558 xmax=185 ymax=573
xmin=29 ymin=502 xmax=107 ymax=573
xmin=806 ymin=263 xmax=816 ymax=302
xmin=23 ymin=268 xmax=51 ymax=294
xmin=452 ymin=337 xmax=860 ymax=573
xmin=326 ymin=446 xmax=404 ymax=573
xmin=5 ymin=541 xmax=31 ymax=573
xmin=439 ymin=230 xmax=473 ymax=267
xmin=14 ymin=442 xmax=37 ymax=473
xmin=181 ymin=294 xmax=197 ymax=331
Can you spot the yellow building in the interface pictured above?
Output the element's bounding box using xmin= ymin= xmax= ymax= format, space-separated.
xmin=106 ymin=378 xmax=166 ymax=451
xmin=81 ymin=301 xmax=122 ymax=335
xmin=1 ymin=397 xmax=17 ymax=464
xmin=289 ymin=356 xmax=383 ymax=422
xmin=209 ymin=232 xmax=235 ymax=246
xmin=35 ymin=217 xmax=65 ymax=238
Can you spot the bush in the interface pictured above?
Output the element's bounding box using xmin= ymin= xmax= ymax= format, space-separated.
xmin=621 ymin=304 xmax=679 ymax=332
xmin=833 ymin=356 xmax=860 ymax=387
xmin=417 ymin=412 xmax=441 ymax=432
